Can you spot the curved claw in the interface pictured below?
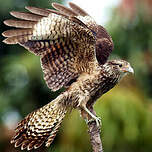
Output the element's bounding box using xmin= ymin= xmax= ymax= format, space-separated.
xmin=88 ymin=116 xmax=102 ymax=127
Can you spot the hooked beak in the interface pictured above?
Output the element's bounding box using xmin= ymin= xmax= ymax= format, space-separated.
xmin=122 ymin=65 xmax=134 ymax=74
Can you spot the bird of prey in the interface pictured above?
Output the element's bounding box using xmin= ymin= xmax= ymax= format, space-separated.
xmin=2 ymin=2 xmax=134 ymax=151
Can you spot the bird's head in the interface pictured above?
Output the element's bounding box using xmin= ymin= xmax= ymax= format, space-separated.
xmin=103 ymin=59 xmax=134 ymax=80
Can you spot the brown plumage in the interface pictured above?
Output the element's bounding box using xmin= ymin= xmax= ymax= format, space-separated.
xmin=2 ymin=2 xmax=113 ymax=91
xmin=2 ymin=2 xmax=134 ymax=151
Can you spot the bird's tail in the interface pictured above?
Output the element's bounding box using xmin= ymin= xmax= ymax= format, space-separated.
xmin=11 ymin=93 xmax=68 ymax=151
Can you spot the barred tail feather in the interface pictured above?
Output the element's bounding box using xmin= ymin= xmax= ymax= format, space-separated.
xmin=11 ymin=93 xmax=68 ymax=151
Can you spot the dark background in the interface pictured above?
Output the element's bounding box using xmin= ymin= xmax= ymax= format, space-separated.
xmin=0 ymin=0 xmax=152 ymax=152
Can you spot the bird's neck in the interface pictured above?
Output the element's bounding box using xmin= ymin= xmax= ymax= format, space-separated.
xmin=83 ymin=67 xmax=119 ymax=95
xmin=90 ymin=67 xmax=119 ymax=101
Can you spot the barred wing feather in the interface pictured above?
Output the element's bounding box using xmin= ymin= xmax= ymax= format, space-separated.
xmin=2 ymin=4 xmax=98 ymax=91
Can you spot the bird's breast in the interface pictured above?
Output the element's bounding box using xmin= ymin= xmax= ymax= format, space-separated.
xmin=67 ymin=70 xmax=119 ymax=108
xmin=79 ymin=71 xmax=119 ymax=103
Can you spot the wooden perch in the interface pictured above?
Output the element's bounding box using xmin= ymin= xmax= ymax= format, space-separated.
xmin=80 ymin=103 xmax=103 ymax=152
xmin=87 ymin=115 xmax=103 ymax=152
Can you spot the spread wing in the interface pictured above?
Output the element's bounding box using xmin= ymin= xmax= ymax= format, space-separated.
xmin=2 ymin=2 xmax=113 ymax=91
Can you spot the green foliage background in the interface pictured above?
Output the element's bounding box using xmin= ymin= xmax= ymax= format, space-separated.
xmin=0 ymin=0 xmax=152 ymax=152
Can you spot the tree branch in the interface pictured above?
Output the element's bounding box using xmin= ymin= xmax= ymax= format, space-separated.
xmin=87 ymin=115 xmax=103 ymax=152
xmin=80 ymin=105 xmax=103 ymax=152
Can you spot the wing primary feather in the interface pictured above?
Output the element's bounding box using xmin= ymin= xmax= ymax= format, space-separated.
xmin=25 ymin=6 xmax=50 ymax=17
xmin=3 ymin=35 xmax=32 ymax=44
xmin=3 ymin=37 xmax=19 ymax=44
xmin=47 ymin=9 xmax=68 ymax=18
xmin=69 ymin=2 xmax=89 ymax=16
xmin=3 ymin=19 xmax=36 ymax=28
xmin=2 ymin=29 xmax=33 ymax=37
xmin=69 ymin=16 xmax=88 ymax=29
xmin=10 ymin=11 xmax=42 ymax=21
xmin=52 ymin=3 xmax=78 ymax=16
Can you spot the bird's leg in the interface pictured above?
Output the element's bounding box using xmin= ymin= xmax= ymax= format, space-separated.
xmin=84 ymin=106 xmax=101 ymax=127
xmin=80 ymin=103 xmax=101 ymax=127
xmin=77 ymin=93 xmax=101 ymax=127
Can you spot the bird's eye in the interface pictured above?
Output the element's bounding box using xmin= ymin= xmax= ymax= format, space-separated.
xmin=119 ymin=64 xmax=122 ymax=68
